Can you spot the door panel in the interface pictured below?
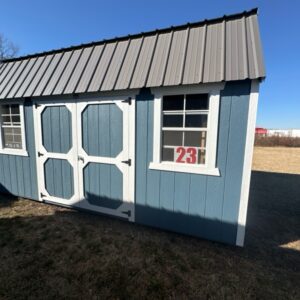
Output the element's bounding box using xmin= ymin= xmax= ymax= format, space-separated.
xmin=77 ymin=99 xmax=134 ymax=221
xmin=41 ymin=106 xmax=72 ymax=153
xmin=44 ymin=158 xmax=74 ymax=199
xmin=82 ymin=103 xmax=123 ymax=157
xmin=35 ymin=103 xmax=79 ymax=206
xmin=84 ymin=163 xmax=123 ymax=209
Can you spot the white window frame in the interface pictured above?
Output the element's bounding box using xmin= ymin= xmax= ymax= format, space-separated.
xmin=0 ymin=101 xmax=28 ymax=156
xmin=149 ymin=83 xmax=225 ymax=176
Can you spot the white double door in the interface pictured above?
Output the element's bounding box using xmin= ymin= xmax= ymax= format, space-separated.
xmin=34 ymin=97 xmax=135 ymax=221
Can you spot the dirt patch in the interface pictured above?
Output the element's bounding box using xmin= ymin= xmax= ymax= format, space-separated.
xmin=252 ymin=146 xmax=300 ymax=174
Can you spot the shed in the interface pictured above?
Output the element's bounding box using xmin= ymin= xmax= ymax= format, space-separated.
xmin=0 ymin=8 xmax=265 ymax=246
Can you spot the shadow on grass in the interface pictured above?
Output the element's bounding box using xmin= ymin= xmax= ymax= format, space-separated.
xmin=245 ymin=170 xmax=300 ymax=267
xmin=0 ymin=184 xmax=18 ymax=208
xmin=0 ymin=170 xmax=299 ymax=298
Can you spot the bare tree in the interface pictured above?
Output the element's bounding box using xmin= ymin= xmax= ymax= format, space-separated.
xmin=0 ymin=33 xmax=19 ymax=61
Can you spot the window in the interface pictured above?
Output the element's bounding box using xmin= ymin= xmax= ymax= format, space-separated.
xmin=150 ymin=85 xmax=222 ymax=176
xmin=161 ymin=94 xmax=208 ymax=165
xmin=0 ymin=103 xmax=27 ymax=156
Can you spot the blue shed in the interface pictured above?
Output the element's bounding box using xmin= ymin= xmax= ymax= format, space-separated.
xmin=0 ymin=9 xmax=265 ymax=246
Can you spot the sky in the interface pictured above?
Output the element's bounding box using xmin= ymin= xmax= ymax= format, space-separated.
xmin=0 ymin=0 xmax=299 ymax=129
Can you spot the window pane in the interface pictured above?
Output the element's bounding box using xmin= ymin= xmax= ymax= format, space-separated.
xmin=3 ymin=128 xmax=12 ymax=135
xmin=4 ymin=133 xmax=13 ymax=143
xmin=11 ymin=105 xmax=20 ymax=114
xmin=163 ymin=95 xmax=184 ymax=111
xmin=198 ymin=149 xmax=206 ymax=164
xmin=162 ymin=148 xmax=174 ymax=162
xmin=2 ymin=116 xmax=11 ymax=124
xmin=12 ymin=128 xmax=21 ymax=135
xmin=12 ymin=115 xmax=21 ymax=124
xmin=163 ymin=114 xmax=183 ymax=127
xmin=185 ymin=114 xmax=207 ymax=128
xmin=162 ymin=131 xmax=183 ymax=146
xmin=186 ymin=94 xmax=209 ymax=110
xmin=13 ymin=135 xmax=22 ymax=143
xmin=184 ymin=131 xmax=206 ymax=147
xmin=1 ymin=105 xmax=10 ymax=115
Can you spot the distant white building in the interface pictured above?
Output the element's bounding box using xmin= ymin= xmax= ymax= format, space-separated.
xmin=267 ymin=129 xmax=300 ymax=137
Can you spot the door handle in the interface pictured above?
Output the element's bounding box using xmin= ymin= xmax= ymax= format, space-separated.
xmin=78 ymin=155 xmax=85 ymax=163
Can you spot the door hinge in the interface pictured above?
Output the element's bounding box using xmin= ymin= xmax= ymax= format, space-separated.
xmin=121 ymin=159 xmax=131 ymax=166
xmin=122 ymin=97 xmax=132 ymax=105
xmin=122 ymin=210 xmax=131 ymax=217
xmin=38 ymin=151 xmax=44 ymax=157
xmin=40 ymin=192 xmax=47 ymax=198
xmin=35 ymin=103 xmax=41 ymax=108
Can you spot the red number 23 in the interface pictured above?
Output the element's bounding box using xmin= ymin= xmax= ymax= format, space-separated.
xmin=175 ymin=147 xmax=197 ymax=164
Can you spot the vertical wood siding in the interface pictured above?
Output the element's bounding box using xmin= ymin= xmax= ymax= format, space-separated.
xmin=84 ymin=163 xmax=123 ymax=209
xmin=41 ymin=106 xmax=72 ymax=153
xmin=44 ymin=158 xmax=74 ymax=199
xmin=135 ymin=81 xmax=251 ymax=245
xmin=82 ymin=103 xmax=123 ymax=157
xmin=0 ymin=104 xmax=38 ymax=200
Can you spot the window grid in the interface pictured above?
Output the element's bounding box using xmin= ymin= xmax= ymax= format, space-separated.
xmin=161 ymin=94 xmax=209 ymax=165
xmin=0 ymin=104 xmax=23 ymax=149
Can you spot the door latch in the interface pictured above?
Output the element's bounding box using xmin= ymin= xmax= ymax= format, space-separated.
xmin=122 ymin=210 xmax=131 ymax=217
xmin=78 ymin=155 xmax=85 ymax=163
xmin=121 ymin=159 xmax=131 ymax=166
xmin=122 ymin=97 xmax=132 ymax=105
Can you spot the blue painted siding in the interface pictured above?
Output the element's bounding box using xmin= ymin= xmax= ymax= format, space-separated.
xmin=135 ymin=82 xmax=251 ymax=245
xmin=83 ymin=162 xmax=123 ymax=209
xmin=42 ymin=106 xmax=72 ymax=153
xmin=82 ymin=103 xmax=122 ymax=157
xmin=0 ymin=103 xmax=38 ymax=200
xmin=44 ymin=158 xmax=74 ymax=199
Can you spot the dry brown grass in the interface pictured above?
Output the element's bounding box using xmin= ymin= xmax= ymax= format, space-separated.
xmin=0 ymin=147 xmax=299 ymax=299
xmin=253 ymin=146 xmax=300 ymax=174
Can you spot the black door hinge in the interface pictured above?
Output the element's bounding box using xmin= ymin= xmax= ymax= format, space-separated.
xmin=122 ymin=210 xmax=131 ymax=217
xmin=38 ymin=152 xmax=44 ymax=157
xmin=122 ymin=97 xmax=132 ymax=105
xmin=40 ymin=192 xmax=47 ymax=198
xmin=35 ymin=103 xmax=41 ymax=108
xmin=121 ymin=159 xmax=131 ymax=166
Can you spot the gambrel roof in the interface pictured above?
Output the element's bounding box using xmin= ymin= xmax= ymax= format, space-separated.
xmin=0 ymin=8 xmax=265 ymax=99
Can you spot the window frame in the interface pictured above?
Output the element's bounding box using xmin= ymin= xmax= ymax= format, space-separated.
xmin=149 ymin=83 xmax=224 ymax=176
xmin=0 ymin=101 xmax=28 ymax=156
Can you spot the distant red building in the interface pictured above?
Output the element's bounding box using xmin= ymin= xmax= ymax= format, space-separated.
xmin=255 ymin=127 xmax=268 ymax=135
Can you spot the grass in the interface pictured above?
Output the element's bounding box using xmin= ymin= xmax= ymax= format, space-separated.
xmin=0 ymin=147 xmax=299 ymax=299
xmin=253 ymin=147 xmax=300 ymax=174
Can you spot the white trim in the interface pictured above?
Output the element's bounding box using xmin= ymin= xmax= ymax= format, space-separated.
xmin=0 ymin=149 xmax=28 ymax=156
xmin=236 ymin=80 xmax=260 ymax=247
xmin=150 ymin=84 xmax=224 ymax=176
xmin=149 ymin=162 xmax=220 ymax=176
xmin=0 ymin=102 xmax=28 ymax=156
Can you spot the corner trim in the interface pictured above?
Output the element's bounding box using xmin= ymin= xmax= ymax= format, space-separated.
xmin=236 ymin=80 xmax=259 ymax=246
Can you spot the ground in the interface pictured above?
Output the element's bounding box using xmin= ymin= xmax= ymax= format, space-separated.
xmin=253 ymin=146 xmax=300 ymax=174
xmin=0 ymin=147 xmax=299 ymax=299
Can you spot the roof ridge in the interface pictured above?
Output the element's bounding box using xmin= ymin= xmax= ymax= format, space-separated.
xmin=1 ymin=8 xmax=258 ymax=63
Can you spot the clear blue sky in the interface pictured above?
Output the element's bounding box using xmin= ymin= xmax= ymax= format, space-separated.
xmin=1 ymin=0 xmax=299 ymax=129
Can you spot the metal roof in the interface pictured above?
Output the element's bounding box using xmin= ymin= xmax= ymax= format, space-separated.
xmin=0 ymin=8 xmax=265 ymax=99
